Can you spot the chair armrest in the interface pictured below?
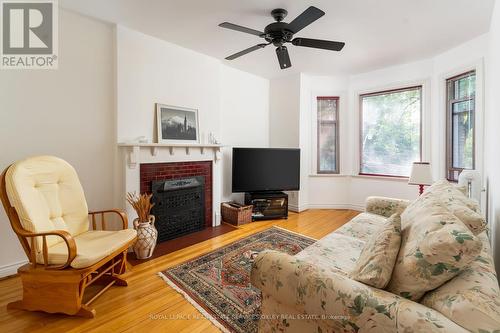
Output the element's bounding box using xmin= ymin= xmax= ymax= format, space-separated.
xmin=251 ymin=250 xmax=468 ymax=332
xmin=365 ymin=196 xmax=410 ymax=217
xmin=88 ymin=209 xmax=128 ymax=230
xmin=16 ymin=228 xmax=77 ymax=269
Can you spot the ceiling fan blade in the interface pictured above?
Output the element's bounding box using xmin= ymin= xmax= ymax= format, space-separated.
xmin=225 ymin=43 xmax=268 ymax=60
xmin=276 ymin=46 xmax=291 ymax=69
xmin=219 ymin=22 xmax=264 ymax=37
xmin=292 ymin=38 xmax=345 ymax=51
xmin=287 ymin=6 xmax=325 ymax=34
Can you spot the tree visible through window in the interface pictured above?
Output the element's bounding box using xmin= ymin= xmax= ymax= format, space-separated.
xmin=360 ymin=86 xmax=422 ymax=177
xmin=446 ymin=71 xmax=475 ymax=182
xmin=317 ymin=97 xmax=339 ymax=173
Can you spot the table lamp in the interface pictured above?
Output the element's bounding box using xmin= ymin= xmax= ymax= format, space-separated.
xmin=408 ymin=162 xmax=433 ymax=195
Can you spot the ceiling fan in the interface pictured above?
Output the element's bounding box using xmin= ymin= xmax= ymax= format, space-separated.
xmin=219 ymin=6 xmax=345 ymax=70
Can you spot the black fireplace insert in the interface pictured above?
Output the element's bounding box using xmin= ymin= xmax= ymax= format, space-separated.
xmin=151 ymin=176 xmax=205 ymax=243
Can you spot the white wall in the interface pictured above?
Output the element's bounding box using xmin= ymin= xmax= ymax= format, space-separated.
xmin=301 ymin=75 xmax=352 ymax=209
xmin=116 ymin=25 xmax=222 ymax=144
xmin=219 ymin=66 xmax=270 ymax=202
xmin=269 ymin=75 xmax=301 ymax=148
xmin=485 ymin=0 xmax=500 ymax=275
xmin=116 ymin=26 xmax=270 ymax=204
xmin=0 ymin=10 xmax=115 ymax=276
xmin=268 ymin=75 xmax=301 ymax=208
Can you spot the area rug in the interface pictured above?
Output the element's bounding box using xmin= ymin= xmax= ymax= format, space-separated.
xmin=158 ymin=227 xmax=316 ymax=333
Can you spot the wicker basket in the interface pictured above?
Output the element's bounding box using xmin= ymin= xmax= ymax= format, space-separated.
xmin=221 ymin=202 xmax=253 ymax=226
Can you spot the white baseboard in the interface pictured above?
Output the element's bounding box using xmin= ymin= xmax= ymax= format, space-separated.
xmin=288 ymin=204 xmax=309 ymax=213
xmin=289 ymin=203 xmax=364 ymax=212
xmin=0 ymin=260 xmax=27 ymax=278
xmin=301 ymin=203 xmax=364 ymax=212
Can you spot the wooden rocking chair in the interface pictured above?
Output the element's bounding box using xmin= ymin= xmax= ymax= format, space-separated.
xmin=0 ymin=156 xmax=137 ymax=318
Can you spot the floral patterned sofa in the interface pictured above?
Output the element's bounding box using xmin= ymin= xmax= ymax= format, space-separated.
xmin=251 ymin=195 xmax=500 ymax=332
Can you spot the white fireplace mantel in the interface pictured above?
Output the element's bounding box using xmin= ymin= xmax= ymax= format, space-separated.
xmin=118 ymin=143 xmax=223 ymax=169
xmin=117 ymin=143 xmax=224 ymax=228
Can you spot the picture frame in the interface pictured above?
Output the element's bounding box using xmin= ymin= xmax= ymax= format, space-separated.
xmin=156 ymin=103 xmax=200 ymax=144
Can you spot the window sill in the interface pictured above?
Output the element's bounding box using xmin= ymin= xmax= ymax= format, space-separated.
xmin=352 ymin=174 xmax=409 ymax=182
xmin=309 ymin=173 xmax=412 ymax=183
xmin=309 ymin=174 xmax=348 ymax=178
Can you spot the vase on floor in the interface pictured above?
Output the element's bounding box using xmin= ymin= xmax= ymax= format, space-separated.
xmin=133 ymin=215 xmax=157 ymax=259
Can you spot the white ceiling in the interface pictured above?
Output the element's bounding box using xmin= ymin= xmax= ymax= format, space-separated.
xmin=60 ymin=0 xmax=494 ymax=79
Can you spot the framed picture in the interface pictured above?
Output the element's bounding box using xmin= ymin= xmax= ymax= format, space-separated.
xmin=156 ymin=104 xmax=199 ymax=144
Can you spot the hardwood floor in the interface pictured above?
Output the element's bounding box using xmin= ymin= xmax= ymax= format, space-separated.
xmin=0 ymin=209 xmax=359 ymax=333
xmin=128 ymin=223 xmax=238 ymax=265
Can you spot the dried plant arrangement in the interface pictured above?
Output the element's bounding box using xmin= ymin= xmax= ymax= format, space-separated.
xmin=126 ymin=192 xmax=155 ymax=222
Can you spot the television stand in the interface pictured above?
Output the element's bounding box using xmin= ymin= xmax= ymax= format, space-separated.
xmin=244 ymin=192 xmax=288 ymax=221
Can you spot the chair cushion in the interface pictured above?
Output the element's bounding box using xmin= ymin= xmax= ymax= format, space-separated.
xmin=423 ymin=180 xmax=486 ymax=234
xmin=6 ymin=156 xmax=89 ymax=250
xmin=38 ymin=229 xmax=137 ymax=269
xmin=386 ymin=198 xmax=482 ymax=301
xmin=350 ymin=213 xmax=402 ymax=288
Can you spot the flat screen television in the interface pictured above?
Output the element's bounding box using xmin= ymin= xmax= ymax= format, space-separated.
xmin=232 ymin=148 xmax=300 ymax=193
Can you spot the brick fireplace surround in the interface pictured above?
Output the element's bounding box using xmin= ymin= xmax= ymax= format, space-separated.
xmin=140 ymin=161 xmax=213 ymax=228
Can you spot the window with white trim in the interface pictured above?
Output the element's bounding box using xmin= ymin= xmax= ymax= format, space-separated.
xmin=360 ymin=86 xmax=422 ymax=177
xmin=317 ymin=96 xmax=339 ymax=174
xmin=446 ymin=71 xmax=476 ymax=182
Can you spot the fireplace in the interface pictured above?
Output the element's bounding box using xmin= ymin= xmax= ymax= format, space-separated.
xmin=151 ymin=177 xmax=205 ymax=242
xmin=139 ymin=161 xmax=212 ymax=242
xmin=120 ymin=143 xmax=222 ymax=242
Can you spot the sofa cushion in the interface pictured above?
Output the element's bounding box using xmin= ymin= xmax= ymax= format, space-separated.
xmin=422 ymin=180 xmax=486 ymax=234
xmin=5 ymin=156 xmax=89 ymax=251
xmin=350 ymin=213 xmax=401 ymax=288
xmin=295 ymin=233 xmax=364 ymax=276
xmin=37 ymin=229 xmax=137 ymax=269
xmin=420 ymin=231 xmax=500 ymax=333
xmin=387 ymin=199 xmax=482 ymax=301
xmin=297 ymin=212 xmax=389 ymax=276
xmin=335 ymin=212 xmax=387 ymax=242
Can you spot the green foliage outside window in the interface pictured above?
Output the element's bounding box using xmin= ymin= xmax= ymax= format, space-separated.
xmin=448 ymin=72 xmax=475 ymax=181
xmin=318 ymin=98 xmax=339 ymax=173
xmin=361 ymin=87 xmax=421 ymax=177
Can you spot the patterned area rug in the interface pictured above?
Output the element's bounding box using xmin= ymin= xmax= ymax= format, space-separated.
xmin=159 ymin=227 xmax=315 ymax=333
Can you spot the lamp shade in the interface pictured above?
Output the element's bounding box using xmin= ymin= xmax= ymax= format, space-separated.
xmin=408 ymin=162 xmax=433 ymax=185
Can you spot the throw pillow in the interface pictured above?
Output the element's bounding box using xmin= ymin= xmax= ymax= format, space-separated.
xmin=422 ymin=179 xmax=486 ymax=234
xmin=387 ymin=199 xmax=482 ymax=301
xmin=350 ymin=213 xmax=402 ymax=289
